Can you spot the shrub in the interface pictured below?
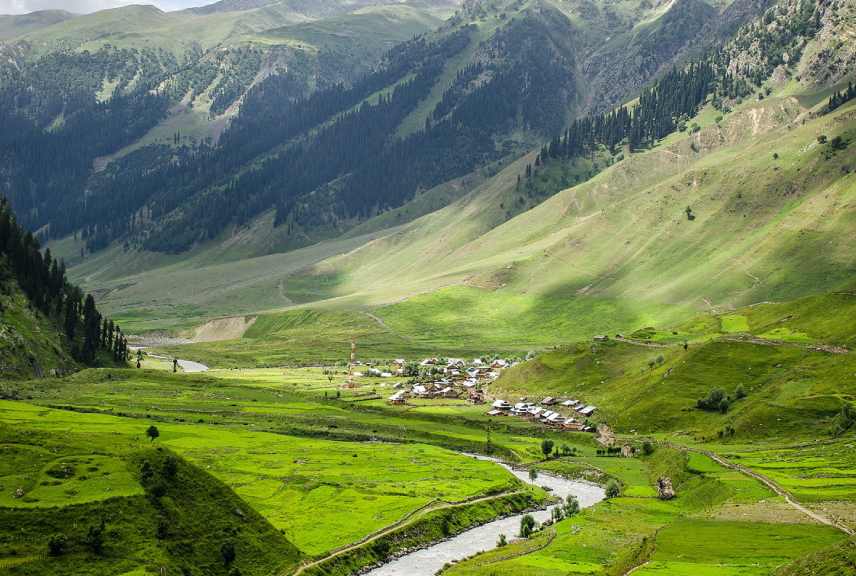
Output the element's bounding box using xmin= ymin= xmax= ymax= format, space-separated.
xmin=497 ymin=534 xmax=507 ymax=547
xmin=528 ymin=468 xmax=538 ymax=482
xmin=163 ymin=456 xmax=178 ymax=478
xmin=563 ymin=495 xmax=580 ymax=516
xmin=146 ymin=425 xmax=160 ymax=442
xmin=156 ymin=515 xmax=169 ymax=540
xmin=831 ymin=402 xmax=854 ymax=437
xmin=697 ymin=387 xmax=726 ymax=411
xmin=732 ymin=384 xmax=746 ymax=400
xmin=150 ymin=482 xmax=168 ymax=498
xmin=718 ymin=398 xmax=730 ymax=414
xmin=47 ymin=534 xmax=66 ymax=555
xmin=85 ymin=524 xmax=104 ymax=553
xmin=440 ymin=517 xmax=451 ymax=536
xmin=830 ymin=136 xmax=847 ymax=151
xmin=519 ymin=514 xmax=536 ymax=538
xmin=221 ymin=539 xmax=236 ymax=563
xmin=641 ymin=439 xmax=654 ymax=456
xmin=605 ymin=479 xmax=621 ymax=498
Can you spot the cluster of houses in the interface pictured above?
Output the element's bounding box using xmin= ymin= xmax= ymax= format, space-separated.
xmin=385 ymin=358 xmax=513 ymax=404
xmin=487 ymin=397 xmax=597 ymax=432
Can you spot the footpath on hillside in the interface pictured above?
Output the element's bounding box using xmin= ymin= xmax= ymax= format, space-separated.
xmin=653 ymin=440 xmax=854 ymax=536
xmin=615 ymin=335 xmax=850 ymax=353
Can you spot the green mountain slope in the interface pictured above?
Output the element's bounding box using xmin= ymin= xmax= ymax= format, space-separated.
xmin=0 ymin=425 xmax=304 ymax=576
xmin=0 ymin=276 xmax=77 ymax=381
xmin=489 ymin=291 xmax=856 ymax=440
xmin=11 ymin=0 xmax=848 ymax=351
xmin=771 ymin=537 xmax=856 ymax=576
xmin=0 ymin=10 xmax=77 ymax=41
xmin=76 ymin=81 xmax=855 ymax=337
xmin=18 ymin=0 xmax=739 ymax=262
xmin=10 ymin=1 xmax=443 ymax=57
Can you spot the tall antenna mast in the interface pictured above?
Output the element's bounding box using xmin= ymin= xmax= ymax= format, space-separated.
xmin=348 ymin=337 xmax=355 ymax=388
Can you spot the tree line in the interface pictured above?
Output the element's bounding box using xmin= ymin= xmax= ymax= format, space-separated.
xmin=825 ymin=82 xmax=855 ymax=114
xmin=0 ymin=194 xmax=128 ymax=365
xmin=534 ymin=0 xmax=827 ymax=169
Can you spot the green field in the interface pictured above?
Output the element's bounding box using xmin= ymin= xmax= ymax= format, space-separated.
xmin=0 ymin=398 xmax=523 ymax=556
xmin=445 ymin=444 xmax=846 ymax=576
xmin=4 ymin=2 xmax=856 ymax=574
xmin=0 ymin=402 xmax=305 ymax=576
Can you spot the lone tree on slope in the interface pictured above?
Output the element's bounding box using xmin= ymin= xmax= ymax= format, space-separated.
xmin=146 ymin=425 xmax=160 ymax=443
xmin=541 ymin=439 xmax=554 ymax=459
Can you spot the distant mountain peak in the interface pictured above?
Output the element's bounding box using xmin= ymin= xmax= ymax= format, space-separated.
xmin=184 ymin=0 xmax=283 ymax=15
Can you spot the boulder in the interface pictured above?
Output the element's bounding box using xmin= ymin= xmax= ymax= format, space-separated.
xmin=14 ymin=487 xmax=24 ymax=498
xmin=657 ymin=476 xmax=675 ymax=500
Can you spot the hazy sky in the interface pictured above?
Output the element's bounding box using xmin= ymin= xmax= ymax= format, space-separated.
xmin=0 ymin=0 xmax=214 ymax=15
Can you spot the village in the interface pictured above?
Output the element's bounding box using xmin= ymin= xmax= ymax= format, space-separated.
xmin=340 ymin=347 xmax=598 ymax=433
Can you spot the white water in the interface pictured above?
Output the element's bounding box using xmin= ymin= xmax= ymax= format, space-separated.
xmin=177 ymin=359 xmax=209 ymax=372
xmin=363 ymin=455 xmax=605 ymax=576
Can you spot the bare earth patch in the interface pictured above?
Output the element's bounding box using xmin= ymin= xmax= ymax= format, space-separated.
xmin=703 ymin=502 xmax=824 ymax=525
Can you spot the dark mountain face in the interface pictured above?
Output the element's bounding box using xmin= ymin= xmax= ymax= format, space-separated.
xmin=579 ymin=0 xmax=719 ymax=115
xmin=0 ymin=0 xmax=831 ymax=260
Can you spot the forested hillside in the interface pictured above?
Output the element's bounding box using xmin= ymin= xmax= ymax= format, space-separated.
xmin=0 ymin=0 xmax=850 ymax=337
xmin=3 ymin=0 xmax=789 ymax=260
xmin=0 ymin=195 xmax=128 ymax=380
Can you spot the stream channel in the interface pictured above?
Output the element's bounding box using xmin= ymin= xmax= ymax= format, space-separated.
xmin=363 ymin=454 xmax=606 ymax=576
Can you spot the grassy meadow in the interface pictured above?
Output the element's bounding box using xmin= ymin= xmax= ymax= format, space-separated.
xmin=443 ymin=444 xmax=846 ymax=576
xmin=0 ymin=402 xmax=305 ymax=576
xmin=4 ymin=284 xmax=856 ymax=574
xmin=0 ymin=398 xmax=525 ymax=557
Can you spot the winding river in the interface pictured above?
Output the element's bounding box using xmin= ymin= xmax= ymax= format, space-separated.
xmin=363 ymin=455 xmax=605 ymax=576
xmin=176 ymin=359 xmax=209 ymax=372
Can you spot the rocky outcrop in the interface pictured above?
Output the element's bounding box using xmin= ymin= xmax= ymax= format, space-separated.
xmin=657 ymin=477 xmax=675 ymax=500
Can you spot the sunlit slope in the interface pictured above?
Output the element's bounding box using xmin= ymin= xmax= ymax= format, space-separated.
xmin=0 ymin=410 xmax=305 ymax=576
xmin=251 ymin=1 xmax=456 ymax=53
xmin=288 ymin=93 xmax=855 ymax=341
xmin=11 ymin=0 xmax=447 ymax=58
xmin=493 ymin=294 xmax=856 ymax=440
xmin=78 ymin=89 xmax=856 ymax=340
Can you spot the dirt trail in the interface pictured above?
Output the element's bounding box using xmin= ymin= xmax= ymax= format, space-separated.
xmin=288 ymin=491 xmax=524 ymax=576
xmin=361 ymin=312 xmax=420 ymax=344
xmin=614 ymin=337 xmax=682 ymax=349
xmin=657 ymin=441 xmax=854 ymax=536
xmin=615 ymin=335 xmax=850 ymax=354
xmin=360 ymin=312 xmax=522 ymax=352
